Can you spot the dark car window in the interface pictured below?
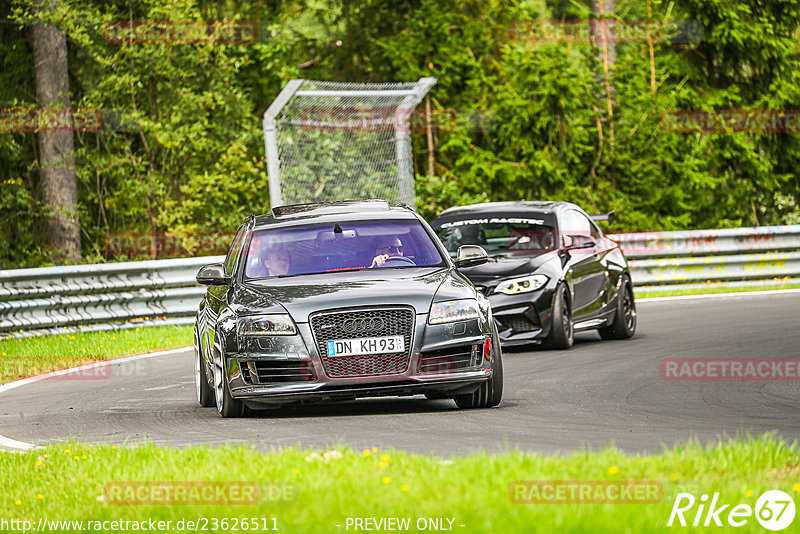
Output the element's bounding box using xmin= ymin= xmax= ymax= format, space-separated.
xmin=560 ymin=209 xmax=603 ymax=246
xmin=589 ymin=219 xmax=602 ymax=240
xmin=563 ymin=209 xmax=590 ymax=234
xmin=560 ymin=210 xmax=589 ymax=245
xmin=244 ymin=219 xmax=445 ymax=279
xmin=224 ymin=224 xmax=247 ymax=277
xmin=437 ymin=216 xmax=557 ymax=257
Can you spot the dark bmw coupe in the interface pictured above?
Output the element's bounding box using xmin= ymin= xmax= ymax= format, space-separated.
xmin=431 ymin=201 xmax=636 ymax=349
xmin=194 ymin=200 xmax=502 ymax=417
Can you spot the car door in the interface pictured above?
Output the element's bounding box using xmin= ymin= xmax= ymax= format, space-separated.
xmin=202 ymin=224 xmax=246 ymax=360
xmin=561 ymin=210 xmax=606 ymax=320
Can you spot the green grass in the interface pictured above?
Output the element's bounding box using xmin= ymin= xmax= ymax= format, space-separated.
xmin=0 ymin=325 xmax=192 ymax=384
xmin=636 ymin=283 xmax=800 ymax=300
xmin=1 ymin=435 xmax=799 ymax=532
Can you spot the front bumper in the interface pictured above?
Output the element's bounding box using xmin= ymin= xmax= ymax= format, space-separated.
xmin=483 ymin=286 xmax=556 ymax=345
xmin=224 ymin=314 xmax=494 ymax=406
xmin=234 ymin=371 xmax=490 ymax=407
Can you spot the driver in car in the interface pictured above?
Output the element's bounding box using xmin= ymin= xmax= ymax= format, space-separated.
xmin=370 ymin=237 xmax=404 ymax=268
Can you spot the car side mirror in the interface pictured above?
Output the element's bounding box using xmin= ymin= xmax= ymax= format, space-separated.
xmin=454 ymin=245 xmax=489 ymax=268
xmin=564 ymin=235 xmax=596 ymax=251
xmin=196 ymin=263 xmax=229 ymax=285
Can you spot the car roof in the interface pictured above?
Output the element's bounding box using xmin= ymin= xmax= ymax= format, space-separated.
xmin=433 ymin=201 xmax=583 ymax=220
xmin=252 ymin=199 xmax=418 ymax=229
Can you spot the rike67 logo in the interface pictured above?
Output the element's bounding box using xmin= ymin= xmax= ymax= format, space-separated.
xmin=668 ymin=490 xmax=796 ymax=531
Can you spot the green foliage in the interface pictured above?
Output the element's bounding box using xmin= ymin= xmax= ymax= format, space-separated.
xmin=2 ymin=0 xmax=800 ymax=267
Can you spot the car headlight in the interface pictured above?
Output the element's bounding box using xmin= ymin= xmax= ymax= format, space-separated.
xmin=429 ymin=299 xmax=481 ymax=325
xmin=237 ymin=314 xmax=297 ymax=336
xmin=494 ymin=275 xmax=549 ymax=295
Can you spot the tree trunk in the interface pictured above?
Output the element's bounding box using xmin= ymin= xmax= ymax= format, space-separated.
xmin=591 ymin=0 xmax=616 ymax=186
xmin=29 ymin=0 xmax=81 ymax=263
xmin=591 ymin=0 xmax=616 ymax=67
xmin=425 ymin=96 xmax=435 ymax=178
xmin=646 ymin=0 xmax=656 ymax=97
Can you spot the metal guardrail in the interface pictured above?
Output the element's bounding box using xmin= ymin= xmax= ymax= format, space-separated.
xmin=609 ymin=225 xmax=800 ymax=287
xmin=0 ymin=256 xmax=223 ymax=335
xmin=628 ymin=251 xmax=800 ymax=286
xmin=1 ymin=225 xmax=798 ymax=337
xmin=608 ymin=225 xmax=800 ymax=259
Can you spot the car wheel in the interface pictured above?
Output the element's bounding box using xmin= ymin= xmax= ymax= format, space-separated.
xmin=541 ymin=283 xmax=573 ymax=350
xmin=212 ymin=338 xmax=247 ymax=418
xmin=454 ymin=323 xmax=503 ymax=409
xmin=195 ymin=329 xmax=214 ymax=407
xmin=599 ymin=275 xmax=636 ymax=340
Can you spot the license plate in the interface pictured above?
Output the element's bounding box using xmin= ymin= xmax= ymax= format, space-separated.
xmin=327 ymin=335 xmax=405 ymax=357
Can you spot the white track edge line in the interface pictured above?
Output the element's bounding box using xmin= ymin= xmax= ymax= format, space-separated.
xmin=0 ymin=346 xmax=191 ymax=452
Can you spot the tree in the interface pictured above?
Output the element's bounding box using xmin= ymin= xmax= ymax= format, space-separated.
xmin=28 ymin=0 xmax=81 ymax=262
xmin=1 ymin=0 xmax=799 ymax=268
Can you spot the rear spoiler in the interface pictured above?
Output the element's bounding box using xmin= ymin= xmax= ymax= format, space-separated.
xmin=589 ymin=211 xmax=615 ymax=224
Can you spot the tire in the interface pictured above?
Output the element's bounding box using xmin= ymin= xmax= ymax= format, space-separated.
xmin=599 ymin=275 xmax=636 ymax=340
xmin=212 ymin=338 xmax=247 ymax=418
xmin=195 ymin=330 xmax=215 ymax=407
xmin=454 ymin=324 xmax=503 ymax=409
xmin=541 ymin=283 xmax=573 ymax=350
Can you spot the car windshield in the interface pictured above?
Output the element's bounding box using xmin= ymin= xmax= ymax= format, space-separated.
xmin=436 ymin=216 xmax=557 ymax=257
xmin=244 ymin=219 xmax=445 ymax=279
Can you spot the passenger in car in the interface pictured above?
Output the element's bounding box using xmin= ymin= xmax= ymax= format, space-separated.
xmin=249 ymin=247 xmax=292 ymax=277
xmin=266 ymin=248 xmax=291 ymax=276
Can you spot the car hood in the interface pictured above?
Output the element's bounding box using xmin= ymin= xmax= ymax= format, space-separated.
xmin=233 ymin=267 xmax=471 ymax=322
xmin=458 ymin=251 xmax=559 ymax=283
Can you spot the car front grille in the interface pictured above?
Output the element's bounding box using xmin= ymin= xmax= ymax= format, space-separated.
xmin=309 ymin=307 xmax=415 ymax=378
xmin=418 ymin=344 xmax=479 ymax=374
xmin=243 ymin=360 xmax=315 ymax=384
xmin=497 ymin=313 xmax=538 ymax=333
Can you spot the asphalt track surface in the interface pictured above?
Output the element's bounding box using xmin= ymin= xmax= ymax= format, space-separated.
xmin=2 ymin=291 xmax=799 ymax=455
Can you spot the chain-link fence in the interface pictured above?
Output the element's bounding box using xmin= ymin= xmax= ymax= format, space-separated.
xmin=263 ymin=78 xmax=436 ymax=209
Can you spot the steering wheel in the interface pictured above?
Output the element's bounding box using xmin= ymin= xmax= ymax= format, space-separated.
xmin=380 ymin=256 xmax=417 ymax=267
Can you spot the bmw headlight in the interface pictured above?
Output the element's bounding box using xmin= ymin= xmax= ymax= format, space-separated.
xmin=429 ymin=299 xmax=481 ymax=325
xmin=494 ymin=275 xmax=548 ymax=295
xmin=238 ymin=314 xmax=296 ymax=336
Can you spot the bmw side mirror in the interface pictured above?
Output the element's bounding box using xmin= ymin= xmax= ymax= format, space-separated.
xmin=196 ymin=263 xmax=229 ymax=285
xmin=454 ymin=245 xmax=489 ymax=268
xmin=564 ymin=235 xmax=596 ymax=251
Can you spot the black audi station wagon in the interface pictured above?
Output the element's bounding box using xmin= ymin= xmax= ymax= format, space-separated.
xmin=193 ymin=200 xmax=503 ymax=417
xmin=431 ymin=201 xmax=636 ymax=349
